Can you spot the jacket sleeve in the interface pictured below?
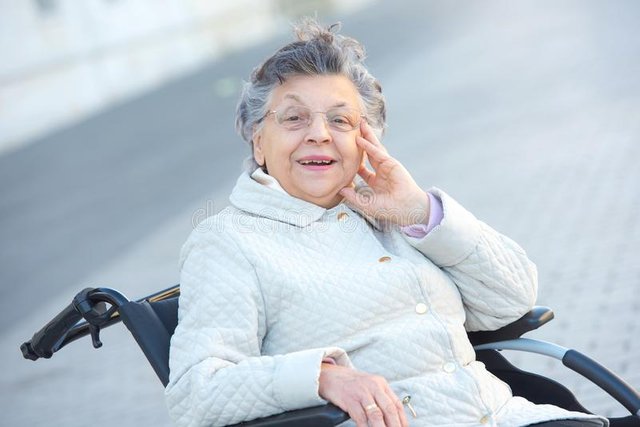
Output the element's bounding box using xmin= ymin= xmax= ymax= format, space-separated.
xmin=402 ymin=188 xmax=538 ymax=332
xmin=165 ymin=220 xmax=351 ymax=427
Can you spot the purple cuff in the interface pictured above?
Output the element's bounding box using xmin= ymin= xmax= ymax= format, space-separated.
xmin=401 ymin=192 xmax=444 ymax=238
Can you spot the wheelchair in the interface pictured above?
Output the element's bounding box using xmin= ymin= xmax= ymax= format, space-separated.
xmin=21 ymin=285 xmax=640 ymax=426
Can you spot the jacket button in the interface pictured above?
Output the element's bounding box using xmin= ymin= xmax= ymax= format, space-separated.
xmin=443 ymin=362 xmax=456 ymax=373
xmin=378 ymin=256 xmax=392 ymax=263
xmin=480 ymin=415 xmax=491 ymax=424
xmin=337 ymin=212 xmax=348 ymax=221
xmin=415 ymin=303 xmax=428 ymax=314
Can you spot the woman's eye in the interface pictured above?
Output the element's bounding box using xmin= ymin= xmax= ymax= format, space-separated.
xmin=331 ymin=116 xmax=349 ymax=124
xmin=281 ymin=109 xmax=308 ymax=123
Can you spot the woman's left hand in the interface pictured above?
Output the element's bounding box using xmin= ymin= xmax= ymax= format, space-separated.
xmin=340 ymin=121 xmax=430 ymax=226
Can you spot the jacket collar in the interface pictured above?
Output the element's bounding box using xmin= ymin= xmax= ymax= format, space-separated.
xmin=230 ymin=171 xmax=327 ymax=227
xmin=229 ymin=170 xmax=383 ymax=230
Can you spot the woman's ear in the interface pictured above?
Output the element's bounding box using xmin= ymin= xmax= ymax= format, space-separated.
xmin=252 ymin=131 xmax=265 ymax=166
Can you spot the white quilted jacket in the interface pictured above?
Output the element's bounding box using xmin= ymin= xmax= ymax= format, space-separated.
xmin=166 ymin=172 xmax=605 ymax=427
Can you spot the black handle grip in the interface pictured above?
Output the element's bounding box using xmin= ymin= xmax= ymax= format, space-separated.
xmin=21 ymin=301 xmax=83 ymax=360
xmin=563 ymin=349 xmax=640 ymax=416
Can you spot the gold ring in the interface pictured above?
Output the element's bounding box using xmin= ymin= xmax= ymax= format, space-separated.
xmin=364 ymin=403 xmax=379 ymax=412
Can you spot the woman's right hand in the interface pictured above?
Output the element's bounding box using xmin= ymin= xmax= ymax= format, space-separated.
xmin=318 ymin=363 xmax=409 ymax=427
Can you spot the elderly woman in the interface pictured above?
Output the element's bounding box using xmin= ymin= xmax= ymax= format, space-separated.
xmin=165 ymin=20 xmax=606 ymax=427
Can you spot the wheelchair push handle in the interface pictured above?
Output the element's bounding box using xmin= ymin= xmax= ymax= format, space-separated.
xmin=21 ymin=295 xmax=85 ymax=360
xmin=20 ymin=287 xmax=121 ymax=361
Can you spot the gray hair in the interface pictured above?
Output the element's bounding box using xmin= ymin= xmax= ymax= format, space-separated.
xmin=235 ymin=18 xmax=387 ymax=172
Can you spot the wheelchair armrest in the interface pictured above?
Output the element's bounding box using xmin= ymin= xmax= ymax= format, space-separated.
xmin=468 ymin=306 xmax=554 ymax=347
xmin=228 ymin=403 xmax=349 ymax=427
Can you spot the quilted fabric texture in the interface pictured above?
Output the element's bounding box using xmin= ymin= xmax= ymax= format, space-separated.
xmin=165 ymin=172 xmax=605 ymax=427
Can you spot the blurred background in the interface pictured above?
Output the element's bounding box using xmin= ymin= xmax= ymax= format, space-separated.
xmin=1 ymin=0 xmax=638 ymax=425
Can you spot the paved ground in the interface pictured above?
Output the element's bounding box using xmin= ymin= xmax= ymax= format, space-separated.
xmin=1 ymin=0 xmax=639 ymax=425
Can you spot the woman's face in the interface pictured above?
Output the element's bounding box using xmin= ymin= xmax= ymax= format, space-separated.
xmin=253 ymin=74 xmax=365 ymax=208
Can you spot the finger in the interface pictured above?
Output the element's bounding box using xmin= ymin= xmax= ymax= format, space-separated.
xmin=363 ymin=401 xmax=386 ymax=427
xmin=339 ymin=186 xmax=376 ymax=210
xmin=359 ymin=150 xmax=369 ymax=170
xmin=397 ymin=398 xmax=410 ymax=427
xmin=388 ymin=390 xmax=409 ymax=427
xmin=359 ymin=121 xmax=387 ymax=153
xmin=382 ymin=385 xmax=409 ymax=427
xmin=358 ymin=133 xmax=387 ymax=157
xmin=360 ymin=120 xmax=385 ymax=149
xmin=373 ymin=391 xmax=402 ymax=427
xmin=348 ymin=404 xmax=369 ymax=427
xmin=358 ymin=163 xmax=376 ymax=185
xmin=339 ymin=187 xmax=358 ymax=207
xmin=356 ymin=136 xmax=388 ymax=162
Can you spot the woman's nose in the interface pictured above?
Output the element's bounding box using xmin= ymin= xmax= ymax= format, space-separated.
xmin=305 ymin=114 xmax=332 ymax=144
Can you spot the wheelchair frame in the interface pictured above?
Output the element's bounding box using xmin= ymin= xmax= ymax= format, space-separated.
xmin=20 ymin=285 xmax=640 ymax=426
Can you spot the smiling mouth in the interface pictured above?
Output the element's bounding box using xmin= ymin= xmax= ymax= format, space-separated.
xmin=298 ymin=159 xmax=336 ymax=166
